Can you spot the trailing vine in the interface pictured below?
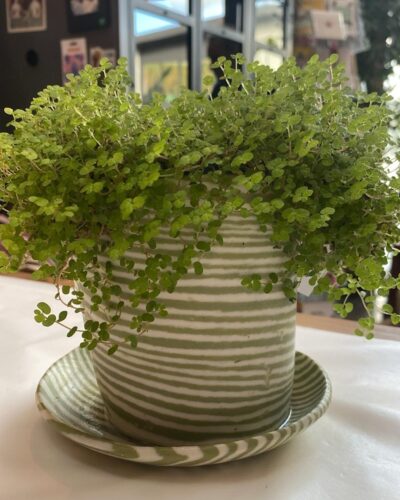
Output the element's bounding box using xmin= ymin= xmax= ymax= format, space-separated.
xmin=1 ymin=54 xmax=399 ymax=353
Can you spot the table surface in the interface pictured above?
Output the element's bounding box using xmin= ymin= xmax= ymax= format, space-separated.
xmin=1 ymin=275 xmax=399 ymax=500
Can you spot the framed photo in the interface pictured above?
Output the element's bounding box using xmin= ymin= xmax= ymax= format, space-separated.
xmin=66 ymin=0 xmax=110 ymax=33
xmin=6 ymin=0 xmax=47 ymax=33
xmin=60 ymin=38 xmax=87 ymax=84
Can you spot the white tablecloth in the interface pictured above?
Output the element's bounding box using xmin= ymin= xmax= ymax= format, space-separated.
xmin=0 ymin=275 xmax=399 ymax=500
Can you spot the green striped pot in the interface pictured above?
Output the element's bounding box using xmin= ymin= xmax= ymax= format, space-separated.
xmin=81 ymin=215 xmax=296 ymax=446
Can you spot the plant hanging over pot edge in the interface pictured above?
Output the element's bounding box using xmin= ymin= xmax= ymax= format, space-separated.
xmin=1 ymin=53 xmax=400 ymax=353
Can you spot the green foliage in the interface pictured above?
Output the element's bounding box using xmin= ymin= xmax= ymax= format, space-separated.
xmin=1 ymin=55 xmax=399 ymax=350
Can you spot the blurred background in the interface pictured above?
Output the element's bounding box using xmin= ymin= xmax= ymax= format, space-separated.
xmin=4 ymin=1 xmax=399 ymax=127
xmin=1 ymin=0 xmax=400 ymax=322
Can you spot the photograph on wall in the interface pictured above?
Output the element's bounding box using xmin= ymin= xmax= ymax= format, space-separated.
xmin=60 ymin=38 xmax=87 ymax=84
xmin=6 ymin=0 xmax=47 ymax=33
xmin=89 ymin=46 xmax=116 ymax=67
xmin=66 ymin=0 xmax=110 ymax=33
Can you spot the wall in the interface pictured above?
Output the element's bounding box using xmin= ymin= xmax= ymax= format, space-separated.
xmin=0 ymin=0 xmax=119 ymax=131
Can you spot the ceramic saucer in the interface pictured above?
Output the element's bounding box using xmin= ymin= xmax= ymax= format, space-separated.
xmin=36 ymin=349 xmax=332 ymax=467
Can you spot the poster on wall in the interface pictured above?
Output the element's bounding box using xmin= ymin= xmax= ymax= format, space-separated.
xmin=66 ymin=0 xmax=110 ymax=33
xmin=310 ymin=10 xmax=346 ymax=40
xmin=89 ymin=46 xmax=116 ymax=67
xmin=329 ymin=0 xmax=359 ymax=38
xmin=60 ymin=38 xmax=87 ymax=84
xmin=6 ymin=0 xmax=47 ymax=33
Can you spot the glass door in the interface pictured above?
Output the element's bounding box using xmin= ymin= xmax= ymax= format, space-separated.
xmin=119 ymin=0 xmax=293 ymax=97
xmin=133 ymin=7 xmax=189 ymax=101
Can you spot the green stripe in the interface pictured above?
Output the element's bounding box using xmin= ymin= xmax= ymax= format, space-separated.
xmin=153 ymin=285 xmax=284 ymax=295
xmin=98 ymin=296 xmax=292 ymax=313
xmin=151 ymin=237 xmax=277 ymax=248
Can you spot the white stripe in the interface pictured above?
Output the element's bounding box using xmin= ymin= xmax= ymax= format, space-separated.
xmin=118 ymin=341 xmax=293 ymax=357
xmin=155 ymin=227 xmax=272 ymax=238
xmin=128 ymin=240 xmax=278 ymax=255
xmin=156 ymin=304 xmax=295 ymax=320
xmin=155 ymin=291 xmax=286 ymax=303
xmin=119 ymin=253 xmax=287 ymax=265
xmin=99 ymin=311 xmax=294 ymax=333
xmin=110 ymin=263 xmax=287 ymax=276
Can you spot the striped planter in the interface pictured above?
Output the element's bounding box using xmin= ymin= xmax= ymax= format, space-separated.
xmin=81 ymin=214 xmax=296 ymax=446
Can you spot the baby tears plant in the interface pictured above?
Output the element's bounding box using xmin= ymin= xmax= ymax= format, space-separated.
xmin=1 ymin=55 xmax=400 ymax=353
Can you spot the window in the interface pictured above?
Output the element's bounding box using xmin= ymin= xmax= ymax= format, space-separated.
xmin=119 ymin=0 xmax=292 ymax=98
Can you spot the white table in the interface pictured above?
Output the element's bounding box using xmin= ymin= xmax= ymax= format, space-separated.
xmin=0 ymin=275 xmax=399 ymax=500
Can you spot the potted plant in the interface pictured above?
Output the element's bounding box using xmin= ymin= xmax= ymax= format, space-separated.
xmin=1 ymin=55 xmax=399 ymax=452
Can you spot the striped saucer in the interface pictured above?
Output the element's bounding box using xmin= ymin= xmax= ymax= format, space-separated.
xmin=36 ymin=349 xmax=332 ymax=467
